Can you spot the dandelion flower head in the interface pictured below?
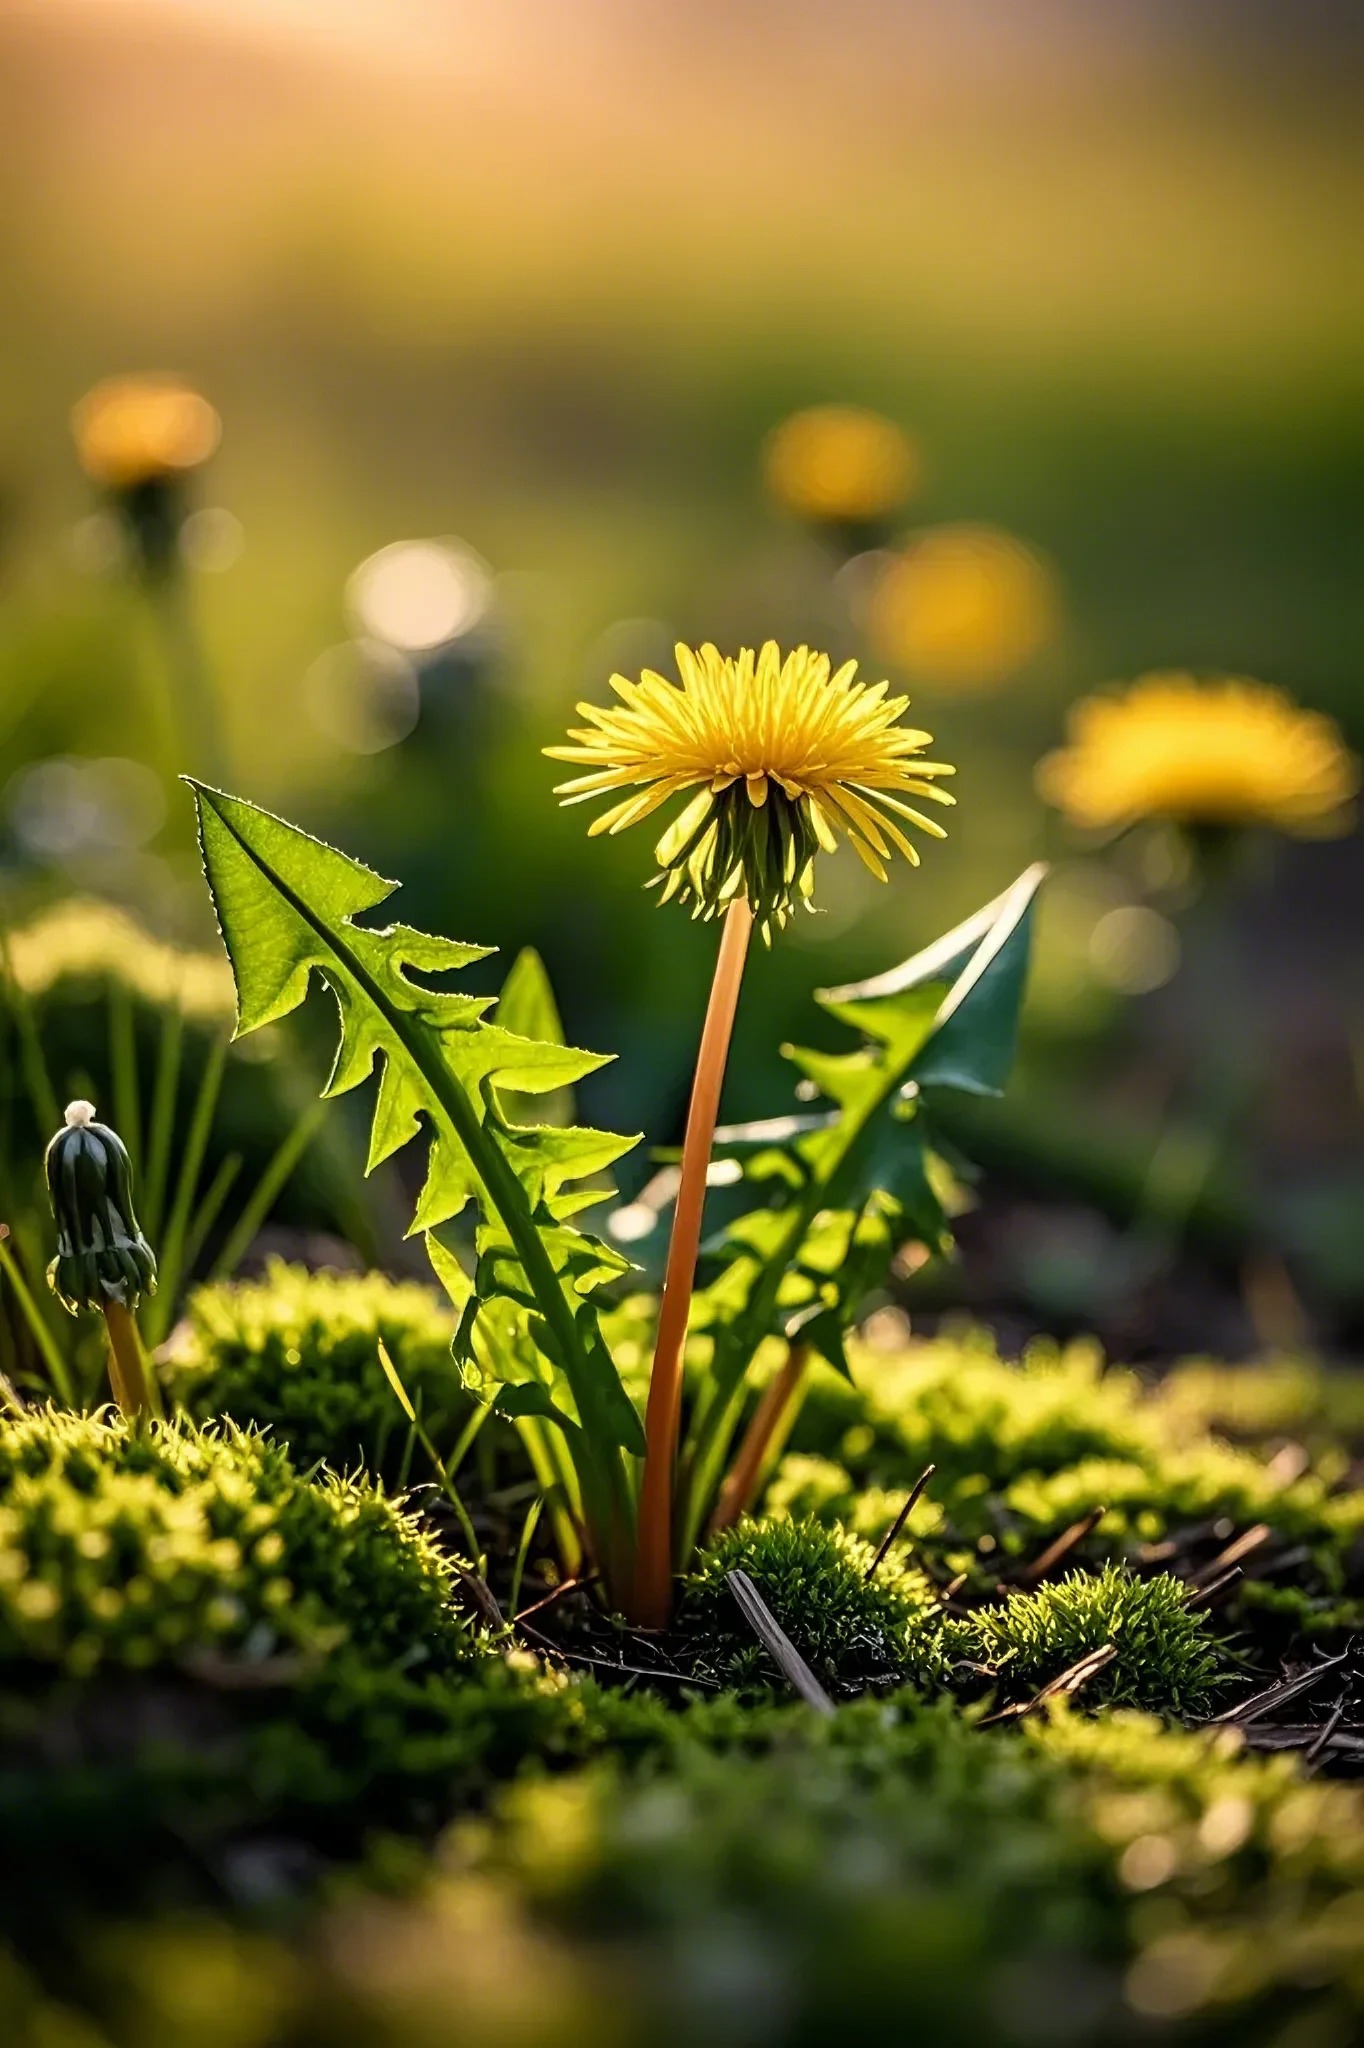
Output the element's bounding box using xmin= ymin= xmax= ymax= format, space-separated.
xmin=868 ymin=524 xmax=1060 ymax=691
xmin=72 ymin=377 xmax=220 ymax=492
xmin=548 ymin=641 xmax=955 ymax=934
xmin=1036 ymin=673 xmax=1358 ymax=839
xmin=763 ymin=405 xmax=919 ymax=526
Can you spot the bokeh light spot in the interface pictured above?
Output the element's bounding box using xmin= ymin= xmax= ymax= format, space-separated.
xmin=303 ymin=641 xmax=420 ymax=755
xmin=347 ymin=539 xmax=492 ymax=653
xmin=180 ymin=506 xmax=245 ymax=572
xmin=1088 ymin=904 xmax=1181 ymax=995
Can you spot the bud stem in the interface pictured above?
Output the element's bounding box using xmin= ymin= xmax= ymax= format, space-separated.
xmin=102 ymin=1299 xmax=154 ymax=1419
xmin=632 ymin=897 xmax=753 ymax=1629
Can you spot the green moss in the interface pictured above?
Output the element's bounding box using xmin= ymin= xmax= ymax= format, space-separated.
xmin=1234 ymin=1577 xmax=1364 ymax=1639
xmin=765 ymin=1452 xmax=946 ymax=1547
xmin=1158 ymin=1355 xmax=1364 ymax=1450
xmin=8 ymin=1686 xmax=1364 ymax=2048
xmin=780 ymin=1326 xmax=1361 ymax=1567
xmin=439 ymin=1691 xmax=1364 ymax=2048
xmin=161 ymin=1259 xmax=500 ymax=1481
xmin=680 ymin=1514 xmax=944 ymax=1694
xmin=947 ymin=1565 xmax=1222 ymax=1714
xmin=0 ymin=1403 xmax=470 ymax=1678
xmin=0 ymin=1406 xmax=649 ymax=1934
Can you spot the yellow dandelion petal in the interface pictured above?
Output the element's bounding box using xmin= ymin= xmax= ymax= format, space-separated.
xmin=806 ymin=795 xmax=842 ymax=854
xmin=845 ymin=832 xmax=889 ymax=881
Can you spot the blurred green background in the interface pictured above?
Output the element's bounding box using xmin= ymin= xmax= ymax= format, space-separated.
xmin=1 ymin=0 xmax=1361 ymax=1353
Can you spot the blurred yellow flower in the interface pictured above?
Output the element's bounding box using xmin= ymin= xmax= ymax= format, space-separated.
xmin=2 ymin=899 xmax=234 ymax=1022
xmin=547 ymin=640 xmax=954 ymax=932
xmin=1036 ymin=674 xmax=1359 ymax=837
xmin=71 ymin=377 xmax=220 ymax=491
xmin=868 ymin=524 xmax=1060 ymax=690
xmin=763 ymin=405 xmax=919 ymax=525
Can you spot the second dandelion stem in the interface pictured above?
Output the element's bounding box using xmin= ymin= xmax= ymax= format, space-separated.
xmin=632 ymin=896 xmax=753 ymax=1629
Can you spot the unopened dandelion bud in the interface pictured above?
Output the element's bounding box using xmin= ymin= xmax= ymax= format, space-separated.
xmin=45 ymin=1102 xmax=157 ymax=1316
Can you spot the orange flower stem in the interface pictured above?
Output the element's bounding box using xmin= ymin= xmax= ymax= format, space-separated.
xmin=708 ymin=1341 xmax=810 ymax=1538
xmin=631 ymin=897 xmax=754 ymax=1629
xmin=102 ymin=1299 xmax=153 ymax=1419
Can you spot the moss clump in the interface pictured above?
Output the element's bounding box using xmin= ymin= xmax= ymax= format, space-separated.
xmin=161 ymin=1260 xmax=494 ymax=1482
xmin=0 ymin=1404 xmax=468 ymax=1679
xmin=778 ymin=1326 xmax=1362 ymax=1570
xmin=9 ymin=1686 xmax=1364 ymax=2048
xmin=434 ymin=1691 xmax=1364 ymax=2048
xmin=1157 ymin=1355 xmax=1364 ymax=1451
xmin=680 ymin=1515 xmax=943 ymax=1695
xmin=947 ymin=1565 xmax=1222 ymax=1714
xmin=0 ymin=1406 xmax=633 ymax=1937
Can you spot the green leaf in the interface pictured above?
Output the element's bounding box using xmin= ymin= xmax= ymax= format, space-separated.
xmin=497 ymin=945 xmax=565 ymax=1046
xmin=187 ymin=783 xmax=643 ymax=1568
xmin=497 ymin=947 xmax=576 ymax=1125
xmin=820 ymin=862 xmax=1045 ymax=1099
xmin=424 ymin=1229 xmax=475 ymax=1314
xmin=496 ymin=1380 xmax=582 ymax=1437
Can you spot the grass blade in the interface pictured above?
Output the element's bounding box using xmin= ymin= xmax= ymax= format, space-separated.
xmin=508 ymin=1494 xmax=544 ymax=1620
xmin=148 ymin=1033 xmax=228 ymax=1341
xmin=209 ymin=1099 xmax=327 ymax=1282
xmin=142 ymin=1003 xmax=184 ymax=1243
xmin=107 ymin=982 xmax=142 ymax=1166
xmin=0 ymin=1228 xmax=74 ymax=1405
xmin=181 ymin=1152 xmax=242 ymax=1277
xmin=378 ymin=1340 xmax=481 ymax=1563
xmin=0 ymin=943 xmax=60 ymax=1136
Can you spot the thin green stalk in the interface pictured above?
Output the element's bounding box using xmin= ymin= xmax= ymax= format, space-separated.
xmin=377 ymin=1342 xmax=481 ymax=1563
xmin=516 ymin=1415 xmax=583 ymax=1579
xmin=181 ymin=1152 xmax=242 ymax=1275
xmin=148 ymin=1034 xmax=228 ymax=1341
xmin=0 ymin=950 xmax=59 ymax=1137
xmin=142 ymin=1003 xmax=184 ymax=1243
xmin=0 ymin=1233 xmax=74 ymax=1405
xmin=508 ymin=1496 xmax=544 ymax=1619
xmin=209 ymin=1100 xmax=327 ymax=1281
xmin=447 ymin=1394 xmax=496 ymax=1481
xmin=107 ymin=983 xmax=142 ymax=1166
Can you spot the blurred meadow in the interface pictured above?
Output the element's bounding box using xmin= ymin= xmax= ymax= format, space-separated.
xmin=2 ymin=0 xmax=1362 ymax=1354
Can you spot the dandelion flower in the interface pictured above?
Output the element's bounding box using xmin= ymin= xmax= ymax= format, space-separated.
xmin=1037 ymin=674 xmax=1358 ymax=838
xmin=72 ymin=377 xmax=220 ymax=491
xmin=548 ymin=641 xmax=955 ymax=933
xmin=763 ymin=405 xmax=919 ymax=526
xmin=868 ymin=524 xmax=1060 ymax=691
